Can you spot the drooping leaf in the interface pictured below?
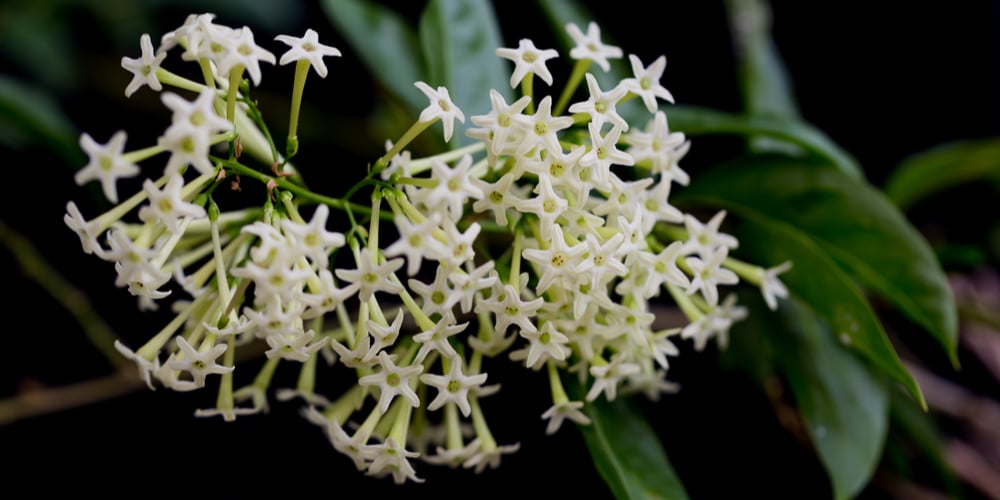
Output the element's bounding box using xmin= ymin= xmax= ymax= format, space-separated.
xmin=418 ymin=0 xmax=510 ymax=146
xmin=572 ymin=392 xmax=690 ymax=500
xmin=0 ymin=75 xmax=81 ymax=165
xmin=321 ymin=0 xmax=426 ymax=113
xmin=723 ymin=205 xmax=923 ymax=403
xmin=885 ymin=138 xmax=1000 ymax=210
xmin=765 ymin=295 xmax=890 ymax=500
xmin=667 ymin=106 xmax=861 ymax=179
xmin=567 ymin=376 xmax=688 ymax=499
xmin=679 ymin=155 xmax=958 ymax=369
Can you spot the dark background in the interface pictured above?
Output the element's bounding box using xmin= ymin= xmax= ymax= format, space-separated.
xmin=1 ymin=1 xmax=997 ymax=496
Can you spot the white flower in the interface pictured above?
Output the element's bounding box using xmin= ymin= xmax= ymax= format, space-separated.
xmin=121 ymin=33 xmax=166 ymax=97
xmin=334 ymin=248 xmax=405 ymax=302
xmin=300 ymin=269 xmax=358 ymax=319
xmin=74 ymin=131 xmax=140 ymax=204
xmin=761 ymin=261 xmax=793 ymax=310
xmin=419 ymin=358 xmax=489 ymax=416
xmin=280 ymin=204 xmax=345 ymax=268
xmin=681 ymin=293 xmax=747 ymax=350
xmin=409 ymin=265 xmax=462 ymax=318
xmin=138 ymin=174 xmax=207 ymax=234
xmin=448 ymin=260 xmax=497 ymax=314
xmin=415 ymin=81 xmax=465 ymax=142
xmin=274 ymin=28 xmax=342 ymax=78
xmin=114 ymin=340 xmax=160 ymax=390
xmin=215 ymin=26 xmax=276 ymax=86
xmin=514 ymin=174 xmax=568 ymax=242
xmin=495 ymin=38 xmax=559 ymax=87
xmin=565 ymin=21 xmax=623 ymax=72
xmin=579 ymin=121 xmax=633 ymax=190
xmin=476 ymin=283 xmax=544 ymax=336
xmin=166 ymin=336 xmax=234 ymax=388
xmin=625 ymin=111 xmax=690 ymax=184
xmin=685 ymin=246 xmax=740 ymax=307
xmin=682 ymin=210 xmax=739 ymax=258
xmin=161 ymin=88 xmax=233 ymax=139
xmin=513 ymin=95 xmax=574 ymax=157
xmin=514 ymin=321 xmax=571 ymax=369
xmin=366 ymin=309 xmax=404 ymax=355
xmin=420 ymin=155 xmax=483 ymax=221
xmin=522 ymin=224 xmax=585 ymax=294
xmin=471 ymin=172 xmax=523 ymax=226
xmin=413 ymin=316 xmax=469 ymax=362
xmin=384 ymin=212 xmax=447 ymax=276
xmin=469 ymin=89 xmax=532 ymax=156
xmin=622 ymin=54 xmax=674 ymax=113
xmin=574 ymin=232 xmax=628 ymax=291
xmin=64 ymin=201 xmax=104 ymax=255
xmin=586 ymin=352 xmax=641 ymax=402
xmin=364 ymin=437 xmax=424 ymax=484
xmin=635 ymin=240 xmax=689 ymax=298
xmin=264 ymin=329 xmax=329 ymax=362
xmin=541 ymin=400 xmax=591 ymax=435
xmin=358 ymin=351 xmax=423 ymax=413
xmin=568 ymin=73 xmax=629 ymax=131
xmin=462 ymin=441 xmax=520 ymax=473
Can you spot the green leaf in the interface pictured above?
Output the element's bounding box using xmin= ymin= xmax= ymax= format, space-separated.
xmin=763 ymin=294 xmax=890 ymax=500
xmin=885 ymin=138 xmax=1000 ymax=209
xmin=321 ymin=0 xmax=426 ymax=112
xmin=568 ymin=384 xmax=689 ymax=500
xmin=726 ymin=0 xmax=799 ymax=118
xmin=724 ymin=0 xmax=804 ymax=155
xmin=0 ymin=75 xmax=81 ymax=165
xmin=725 ymin=203 xmax=922 ymax=402
xmin=667 ymin=105 xmax=861 ymax=179
xmin=418 ymin=0 xmax=510 ymax=146
xmin=679 ymin=155 xmax=958 ymax=369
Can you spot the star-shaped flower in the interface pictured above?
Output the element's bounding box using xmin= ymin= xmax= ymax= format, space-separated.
xmin=420 ymin=358 xmax=489 ymax=417
xmin=495 ymin=38 xmax=559 ymax=88
xmin=541 ymin=400 xmax=591 ymax=435
xmin=74 ymin=131 xmax=140 ymax=204
xmin=138 ymin=174 xmax=207 ymax=234
xmin=275 ymin=28 xmax=342 ymax=78
xmin=358 ymin=351 xmax=424 ymax=413
xmin=121 ymin=33 xmax=166 ymax=97
xmin=167 ymin=336 xmax=234 ymax=388
xmin=622 ymin=54 xmax=675 ymax=113
xmin=565 ymin=21 xmax=623 ymax=72
xmin=415 ymin=81 xmax=465 ymax=142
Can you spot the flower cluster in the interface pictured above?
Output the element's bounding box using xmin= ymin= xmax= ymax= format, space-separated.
xmin=65 ymin=14 xmax=790 ymax=483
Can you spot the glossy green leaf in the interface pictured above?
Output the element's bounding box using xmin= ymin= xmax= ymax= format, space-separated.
xmin=679 ymin=155 xmax=958 ymax=369
xmin=764 ymin=294 xmax=890 ymax=500
xmin=885 ymin=138 xmax=1000 ymax=209
xmin=728 ymin=205 xmax=922 ymax=401
xmin=569 ymin=382 xmax=689 ymax=500
xmin=667 ymin=106 xmax=861 ymax=179
xmin=418 ymin=0 xmax=510 ymax=146
xmin=0 ymin=75 xmax=81 ymax=165
xmin=321 ymin=0 xmax=426 ymax=113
